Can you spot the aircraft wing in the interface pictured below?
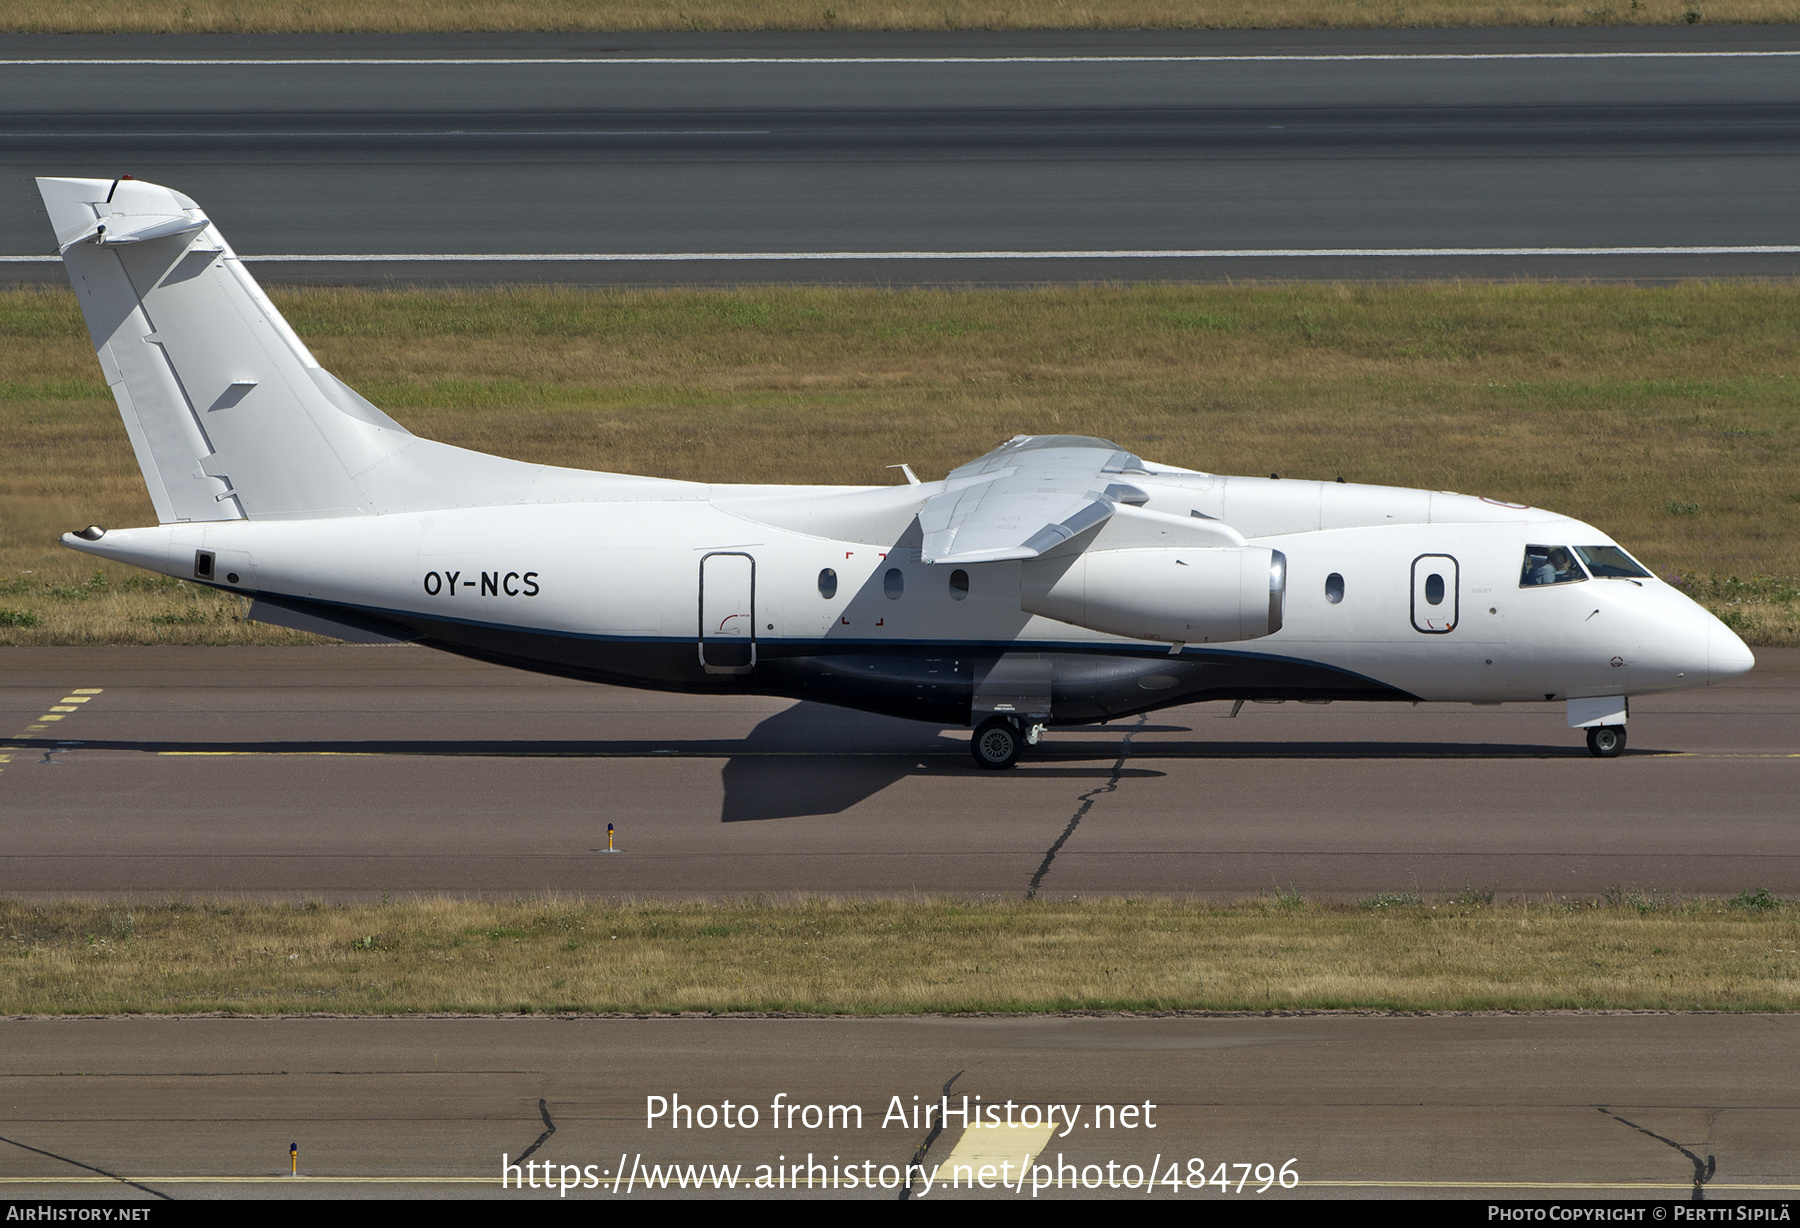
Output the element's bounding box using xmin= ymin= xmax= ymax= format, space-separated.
xmin=919 ymin=434 xmax=1240 ymax=564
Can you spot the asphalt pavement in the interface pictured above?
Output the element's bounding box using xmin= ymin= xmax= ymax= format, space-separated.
xmin=5 ymin=27 xmax=1799 ymax=283
xmin=2 ymin=645 xmax=1794 ymax=901
xmin=0 ymin=1013 xmax=1793 ymax=1200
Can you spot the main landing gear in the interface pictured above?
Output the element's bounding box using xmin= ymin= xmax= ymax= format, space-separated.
xmin=1586 ymin=725 xmax=1627 ymax=758
xmin=970 ymin=715 xmax=1046 ymax=770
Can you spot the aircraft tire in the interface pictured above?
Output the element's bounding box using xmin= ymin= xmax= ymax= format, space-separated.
xmin=971 ymin=716 xmax=1022 ymax=770
xmin=1586 ymin=726 xmax=1627 ymax=758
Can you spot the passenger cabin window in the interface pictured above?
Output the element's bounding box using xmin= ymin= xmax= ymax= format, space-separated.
xmin=817 ymin=568 xmax=837 ymax=599
xmin=884 ymin=568 xmax=904 ymax=599
xmin=949 ymin=569 xmax=970 ymax=600
xmin=1424 ymin=573 xmax=1445 ymax=604
xmin=1520 ymin=546 xmax=1587 ymax=587
xmin=1325 ymin=572 xmax=1344 ymax=604
xmin=1573 ymin=545 xmax=1651 ymax=579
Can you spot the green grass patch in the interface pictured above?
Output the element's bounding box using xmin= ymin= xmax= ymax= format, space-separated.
xmin=3 ymin=894 xmax=1796 ymax=1015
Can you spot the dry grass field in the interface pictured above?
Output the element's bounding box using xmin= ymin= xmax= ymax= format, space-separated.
xmin=2 ymin=281 xmax=1797 ymax=645
xmin=2 ymin=893 xmax=1792 ymax=1015
xmin=3 ymin=0 xmax=1794 ymax=34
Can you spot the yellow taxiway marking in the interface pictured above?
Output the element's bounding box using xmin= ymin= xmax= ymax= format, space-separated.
xmin=5 ymin=688 xmax=101 ymax=756
xmin=937 ymin=1120 xmax=1059 ymax=1178
xmin=1652 ymin=751 xmax=1800 ymax=758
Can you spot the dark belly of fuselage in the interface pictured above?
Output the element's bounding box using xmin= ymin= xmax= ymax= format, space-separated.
xmin=350 ymin=604 xmax=1418 ymax=726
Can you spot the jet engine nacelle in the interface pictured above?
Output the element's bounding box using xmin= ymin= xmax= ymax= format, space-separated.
xmin=1020 ymin=546 xmax=1287 ymax=644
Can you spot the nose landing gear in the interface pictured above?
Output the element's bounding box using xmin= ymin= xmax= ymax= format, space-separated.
xmin=1586 ymin=725 xmax=1627 ymax=758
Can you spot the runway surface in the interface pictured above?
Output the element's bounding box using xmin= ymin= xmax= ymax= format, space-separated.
xmin=4 ymin=28 xmax=1800 ymax=283
xmin=2 ymin=645 xmax=1795 ymax=901
xmin=0 ymin=1013 xmax=1794 ymax=1200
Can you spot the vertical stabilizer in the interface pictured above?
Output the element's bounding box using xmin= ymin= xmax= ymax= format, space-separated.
xmin=39 ymin=176 xmax=426 ymax=523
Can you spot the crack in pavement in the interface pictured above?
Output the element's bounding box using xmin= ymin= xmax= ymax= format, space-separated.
xmin=899 ymin=1069 xmax=963 ymax=1202
xmin=517 ymin=1097 xmax=556 ymax=1163
xmin=1598 ymin=1107 xmax=1716 ymax=1201
xmin=0 ymin=1132 xmax=172 ymax=1199
xmin=1026 ymin=714 xmax=1146 ymax=900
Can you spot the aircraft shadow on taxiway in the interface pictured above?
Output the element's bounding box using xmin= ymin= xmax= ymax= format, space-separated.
xmin=26 ymin=702 xmax=1631 ymax=823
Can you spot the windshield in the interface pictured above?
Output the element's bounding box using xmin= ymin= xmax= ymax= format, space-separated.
xmin=1573 ymin=545 xmax=1652 ymax=579
xmin=1520 ymin=545 xmax=1586 ymax=587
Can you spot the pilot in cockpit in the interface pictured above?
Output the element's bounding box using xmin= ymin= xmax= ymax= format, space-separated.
xmin=1521 ymin=545 xmax=1584 ymax=587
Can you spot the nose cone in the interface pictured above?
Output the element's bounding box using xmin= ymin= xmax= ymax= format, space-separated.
xmin=1708 ymin=619 xmax=1756 ymax=685
xmin=1615 ymin=581 xmax=1752 ymax=693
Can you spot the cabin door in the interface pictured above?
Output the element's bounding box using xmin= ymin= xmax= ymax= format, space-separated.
xmin=1410 ymin=554 xmax=1459 ymax=634
xmin=699 ymin=552 xmax=756 ymax=674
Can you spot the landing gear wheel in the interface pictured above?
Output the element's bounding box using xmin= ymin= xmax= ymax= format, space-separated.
xmin=1587 ymin=725 xmax=1627 ymax=758
xmin=971 ymin=716 xmax=1023 ymax=770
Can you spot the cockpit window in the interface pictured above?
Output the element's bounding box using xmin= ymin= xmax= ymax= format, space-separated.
xmin=1573 ymin=545 xmax=1652 ymax=579
xmin=1520 ymin=545 xmax=1587 ymax=587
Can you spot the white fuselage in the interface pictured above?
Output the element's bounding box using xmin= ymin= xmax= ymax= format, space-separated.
xmin=70 ymin=468 xmax=1752 ymax=723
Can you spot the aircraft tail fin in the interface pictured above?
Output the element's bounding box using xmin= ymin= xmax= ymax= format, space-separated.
xmin=39 ymin=176 xmax=543 ymax=524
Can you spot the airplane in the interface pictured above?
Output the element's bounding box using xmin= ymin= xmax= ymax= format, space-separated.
xmin=35 ymin=176 xmax=1756 ymax=769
